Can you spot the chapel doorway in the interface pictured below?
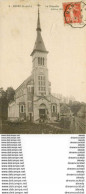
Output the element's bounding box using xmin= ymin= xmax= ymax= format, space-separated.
xmin=39 ymin=104 xmax=47 ymax=122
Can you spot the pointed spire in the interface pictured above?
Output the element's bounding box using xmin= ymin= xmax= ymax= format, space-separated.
xmin=31 ymin=5 xmax=48 ymax=56
xmin=36 ymin=5 xmax=41 ymax=31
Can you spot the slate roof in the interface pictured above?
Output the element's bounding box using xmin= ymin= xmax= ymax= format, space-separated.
xmin=31 ymin=8 xmax=48 ymax=56
xmin=15 ymin=75 xmax=33 ymax=92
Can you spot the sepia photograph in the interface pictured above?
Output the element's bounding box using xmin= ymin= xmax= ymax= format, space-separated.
xmin=0 ymin=0 xmax=86 ymax=134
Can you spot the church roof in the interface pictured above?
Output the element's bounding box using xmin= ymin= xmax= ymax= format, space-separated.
xmin=16 ymin=75 xmax=33 ymax=92
xmin=31 ymin=7 xmax=48 ymax=56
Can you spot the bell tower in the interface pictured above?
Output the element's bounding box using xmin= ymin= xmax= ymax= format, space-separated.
xmin=31 ymin=5 xmax=50 ymax=97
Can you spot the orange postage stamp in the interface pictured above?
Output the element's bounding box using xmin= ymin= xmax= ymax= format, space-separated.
xmin=63 ymin=1 xmax=86 ymax=28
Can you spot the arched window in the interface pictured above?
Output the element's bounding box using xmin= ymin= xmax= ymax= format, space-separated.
xmin=52 ymin=104 xmax=57 ymax=113
xmin=20 ymin=105 xmax=24 ymax=113
xmin=53 ymin=106 xmax=55 ymax=112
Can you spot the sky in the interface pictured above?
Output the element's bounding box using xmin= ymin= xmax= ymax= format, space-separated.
xmin=0 ymin=0 xmax=86 ymax=102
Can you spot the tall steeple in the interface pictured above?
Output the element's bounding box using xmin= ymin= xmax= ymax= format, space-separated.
xmin=36 ymin=6 xmax=41 ymax=31
xmin=31 ymin=6 xmax=48 ymax=56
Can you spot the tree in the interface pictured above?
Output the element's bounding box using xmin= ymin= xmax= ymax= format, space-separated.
xmin=60 ymin=103 xmax=70 ymax=114
xmin=0 ymin=88 xmax=6 ymax=100
xmin=0 ymin=88 xmax=8 ymax=120
xmin=0 ymin=87 xmax=15 ymax=120
xmin=6 ymin=87 xmax=15 ymax=103
xmin=69 ymin=101 xmax=81 ymax=116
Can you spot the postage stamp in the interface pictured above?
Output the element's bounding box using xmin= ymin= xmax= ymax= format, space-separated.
xmin=63 ymin=1 xmax=86 ymax=28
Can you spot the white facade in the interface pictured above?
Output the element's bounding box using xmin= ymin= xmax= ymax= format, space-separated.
xmin=8 ymin=8 xmax=60 ymax=123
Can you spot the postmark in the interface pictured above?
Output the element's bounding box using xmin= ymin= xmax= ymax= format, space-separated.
xmin=63 ymin=1 xmax=86 ymax=28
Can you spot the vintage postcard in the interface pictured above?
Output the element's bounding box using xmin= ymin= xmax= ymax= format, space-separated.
xmin=0 ymin=0 xmax=86 ymax=133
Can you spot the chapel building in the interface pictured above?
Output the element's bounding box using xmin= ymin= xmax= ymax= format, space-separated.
xmin=8 ymin=8 xmax=60 ymax=122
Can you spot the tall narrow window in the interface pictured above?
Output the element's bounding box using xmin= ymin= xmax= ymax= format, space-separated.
xmin=38 ymin=75 xmax=46 ymax=95
xmin=53 ymin=106 xmax=55 ymax=112
xmin=38 ymin=57 xmax=45 ymax=66
xmin=43 ymin=58 xmax=44 ymax=65
xmin=20 ymin=105 xmax=24 ymax=113
xmin=41 ymin=57 xmax=42 ymax=65
xmin=52 ymin=105 xmax=57 ymax=113
xmin=38 ymin=57 xmax=40 ymax=64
